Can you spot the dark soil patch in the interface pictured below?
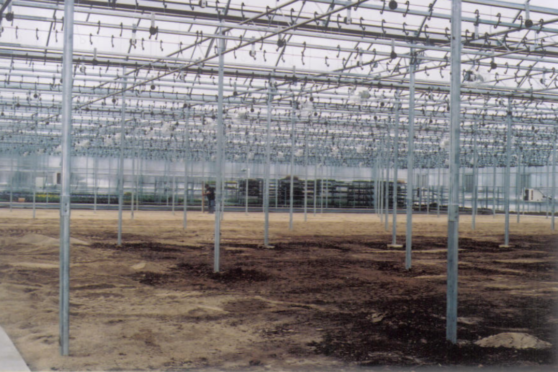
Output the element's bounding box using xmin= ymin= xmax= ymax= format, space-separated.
xmin=171 ymin=262 xmax=270 ymax=284
xmin=92 ymin=242 xmax=181 ymax=253
xmin=103 ymin=234 xmax=557 ymax=367
xmin=224 ymin=298 xmax=270 ymax=312
xmin=91 ymin=242 xmax=183 ymax=261
xmin=459 ymin=238 xmax=510 ymax=252
xmin=273 ymin=240 xmax=350 ymax=252
xmin=310 ymin=295 xmax=555 ymax=367
xmin=72 ymin=284 xmax=116 ymax=291
xmin=210 ymin=267 xmax=270 ymax=283
xmin=222 ymin=242 xmax=262 ymax=250
xmin=498 ymin=261 xmax=557 ymax=273
xmin=130 ymin=271 xmax=174 ymax=286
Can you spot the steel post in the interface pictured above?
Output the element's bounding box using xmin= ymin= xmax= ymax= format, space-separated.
xmin=406 ymin=55 xmax=416 ymax=263
xmin=213 ymin=27 xmax=225 ymax=272
xmin=32 ymin=155 xmax=36 ymax=219
xmin=437 ymin=162 xmax=441 ymax=217
xmin=94 ymin=157 xmax=97 ymax=213
xmin=376 ymin=156 xmax=380 ymax=216
xmin=117 ymin=70 xmax=127 ymax=247
xmin=172 ymin=174 xmax=176 ymax=215
xmin=546 ymin=164 xmax=550 ymax=219
xmin=9 ymin=156 xmax=13 ymax=212
xmin=304 ymin=121 xmax=308 ymax=222
xmin=472 ymin=123 xmax=478 ymax=230
xmin=108 ymin=160 xmax=111 ymax=206
xmin=515 ymin=154 xmax=523 ymax=223
xmin=381 ymin=156 xmax=385 ymax=223
xmin=245 ymin=162 xmax=249 ymax=216
xmin=264 ymin=85 xmax=272 ymax=246
xmin=552 ymin=135 xmax=557 ymax=230
xmin=391 ymin=92 xmax=400 ymax=246
xmin=289 ymin=97 xmax=296 ymax=231
xmin=385 ymin=163 xmax=389 ymax=231
xmin=446 ymin=0 xmax=462 ymax=344
xmin=321 ymin=171 xmax=324 ymax=214
xmin=427 ymin=183 xmax=430 ymax=215
xmin=59 ymin=0 xmax=74 ymax=356
xmin=131 ymin=158 xmax=135 ymax=220
xmin=504 ymin=98 xmax=513 ymax=245
xmin=493 ymin=165 xmax=497 ymax=217
xmin=314 ymin=163 xmax=317 ymax=216
xmin=183 ymin=109 xmax=190 ymax=230
xmin=461 ymin=168 xmax=465 ymax=209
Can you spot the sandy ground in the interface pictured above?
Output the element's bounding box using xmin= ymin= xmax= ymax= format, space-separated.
xmin=0 ymin=208 xmax=557 ymax=371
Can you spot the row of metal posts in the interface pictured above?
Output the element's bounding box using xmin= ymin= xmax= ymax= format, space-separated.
xmin=53 ymin=0 xmax=558 ymax=354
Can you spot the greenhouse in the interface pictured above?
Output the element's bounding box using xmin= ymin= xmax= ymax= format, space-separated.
xmin=0 ymin=0 xmax=556 ymax=370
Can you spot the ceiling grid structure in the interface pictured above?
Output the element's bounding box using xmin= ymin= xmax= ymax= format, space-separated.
xmin=0 ymin=0 xmax=556 ymax=170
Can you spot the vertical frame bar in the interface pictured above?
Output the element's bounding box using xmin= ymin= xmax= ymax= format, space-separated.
xmin=117 ymin=70 xmax=127 ymax=246
xmin=504 ymin=99 xmax=513 ymax=245
xmin=406 ymin=53 xmax=416 ymax=268
xmin=214 ymin=27 xmax=225 ymax=272
xmin=391 ymin=91 xmax=400 ymax=246
xmin=289 ymin=97 xmax=296 ymax=230
xmin=264 ymin=84 xmax=272 ymax=246
xmin=446 ymin=0 xmax=462 ymax=344
xmin=59 ymin=0 xmax=75 ymax=356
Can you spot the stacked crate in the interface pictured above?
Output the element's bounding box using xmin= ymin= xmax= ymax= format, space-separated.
xmin=238 ymin=178 xmax=264 ymax=206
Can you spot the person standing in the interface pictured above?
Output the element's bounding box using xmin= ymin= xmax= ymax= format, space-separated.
xmin=203 ymin=184 xmax=215 ymax=213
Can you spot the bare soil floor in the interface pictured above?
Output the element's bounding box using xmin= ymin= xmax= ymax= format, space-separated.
xmin=0 ymin=209 xmax=557 ymax=371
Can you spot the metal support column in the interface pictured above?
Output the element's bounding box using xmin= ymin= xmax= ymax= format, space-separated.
xmin=546 ymin=164 xmax=550 ymax=219
xmin=108 ymin=160 xmax=111 ymax=206
xmin=426 ymin=182 xmax=431 ymax=215
xmin=503 ymin=99 xmax=513 ymax=245
xmin=304 ymin=121 xmax=308 ymax=222
xmin=374 ymin=159 xmax=378 ymax=215
xmin=117 ymin=70 xmax=127 ymax=247
xmin=472 ymin=123 xmax=478 ymax=230
xmin=552 ymin=134 xmax=557 ymax=230
xmin=437 ymin=162 xmax=441 ymax=217
xmin=137 ymin=157 xmax=141 ymax=212
xmin=391 ymin=92 xmax=400 ymax=246
xmin=59 ymin=0 xmax=74 ymax=356
xmin=406 ymin=52 xmax=416 ymax=268
xmin=244 ymin=159 xmax=252 ymax=216
xmin=493 ymin=164 xmax=497 ymax=217
xmin=289 ymin=97 xmax=296 ymax=231
xmin=183 ymin=109 xmax=190 ymax=229
xmin=214 ymin=27 xmax=225 ymax=272
xmin=131 ymin=158 xmax=135 ymax=220
xmin=9 ymin=156 xmax=13 ymax=212
xmin=516 ymin=154 xmax=522 ymax=223
xmin=172 ymin=174 xmax=176 ymax=215
xmin=263 ymin=85 xmax=272 ymax=246
xmin=379 ymin=157 xmax=383 ymax=221
xmin=94 ymin=157 xmax=97 ymax=213
xmin=321 ymin=170 xmax=324 ymax=214
xmin=384 ymin=164 xmax=389 ymax=231
xmin=32 ymin=155 xmax=37 ymax=219
xmin=446 ymin=0 xmax=462 ymax=345
xmin=313 ymin=163 xmax=317 ymax=216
